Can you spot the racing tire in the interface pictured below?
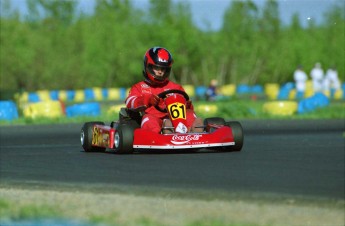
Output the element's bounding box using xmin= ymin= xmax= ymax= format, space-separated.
xmin=225 ymin=121 xmax=244 ymax=152
xmin=113 ymin=120 xmax=139 ymax=154
xmin=81 ymin=121 xmax=106 ymax=152
xmin=204 ymin=117 xmax=226 ymax=133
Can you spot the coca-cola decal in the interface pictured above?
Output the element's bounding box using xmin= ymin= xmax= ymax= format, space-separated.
xmin=171 ymin=134 xmax=203 ymax=145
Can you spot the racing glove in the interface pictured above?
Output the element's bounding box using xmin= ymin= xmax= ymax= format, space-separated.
xmin=143 ymin=93 xmax=160 ymax=107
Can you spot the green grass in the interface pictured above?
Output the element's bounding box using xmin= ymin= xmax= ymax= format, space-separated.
xmin=0 ymin=198 xmax=58 ymax=221
xmin=0 ymin=195 xmax=264 ymax=226
xmin=1 ymin=99 xmax=344 ymax=126
xmin=2 ymin=189 xmax=343 ymax=226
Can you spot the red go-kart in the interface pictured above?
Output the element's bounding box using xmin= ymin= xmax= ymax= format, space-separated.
xmin=80 ymin=90 xmax=244 ymax=154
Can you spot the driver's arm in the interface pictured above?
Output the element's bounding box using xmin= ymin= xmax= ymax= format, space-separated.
xmin=126 ymin=87 xmax=159 ymax=111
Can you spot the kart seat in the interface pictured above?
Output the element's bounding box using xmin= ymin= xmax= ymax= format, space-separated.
xmin=119 ymin=107 xmax=142 ymax=126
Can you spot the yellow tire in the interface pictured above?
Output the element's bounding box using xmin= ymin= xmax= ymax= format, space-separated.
xmin=23 ymin=101 xmax=64 ymax=119
xmin=264 ymin=83 xmax=280 ymax=100
xmin=263 ymin=101 xmax=298 ymax=116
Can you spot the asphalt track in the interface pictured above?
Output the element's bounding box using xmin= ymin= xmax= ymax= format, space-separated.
xmin=0 ymin=119 xmax=344 ymax=201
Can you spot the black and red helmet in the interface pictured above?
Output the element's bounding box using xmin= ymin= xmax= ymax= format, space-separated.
xmin=143 ymin=47 xmax=173 ymax=86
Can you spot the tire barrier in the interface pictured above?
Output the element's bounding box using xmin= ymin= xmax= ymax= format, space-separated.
xmin=3 ymin=83 xmax=341 ymax=122
xmin=24 ymin=90 xmax=53 ymax=103
xmin=101 ymin=88 xmax=109 ymax=100
xmin=92 ymin=87 xmax=104 ymax=101
xmin=219 ymin=84 xmax=236 ymax=96
xmin=289 ymin=89 xmax=298 ymax=100
xmin=15 ymin=88 xmax=126 ymax=103
xmin=323 ymin=88 xmax=343 ymax=100
xmin=107 ymin=88 xmax=121 ymax=100
xmin=36 ymin=90 xmax=52 ymax=101
xmin=121 ymin=88 xmax=128 ymax=100
xmin=107 ymin=104 xmax=126 ymax=116
xmin=23 ymin=100 xmax=65 ymax=119
xmin=195 ymin=86 xmax=207 ymax=100
xmin=58 ymin=90 xmax=76 ymax=101
xmin=50 ymin=90 xmax=59 ymax=101
xmin=28 ymin=92 xmax=40 ymax=102
xmin=297 ymin=93 xmax=329 ymax=114
xmin=74 ymin=89 xmax=85 ymax=102
xmin=182 ymin=85 xmax=195 ymax=98
xmin=84 ymin=88 xmax=94 ymax=101
xmin=236 ymin=84 xmax=251 ymax=94
xmin=304 ymin=80 xmax=315 ymax=98
xmin=251 ymin=85 xmax=264 ymax=94
xmin=334 ymin=89 xmax=343 ymax=100
xmin=236 ymin=84 xmax=264 ymax=95
xmin=263 ymin=101 xmax=298 ymax=116
xmin=107 ymin=87 xmax=127 ymax=101
xmin=13 ymin=83 xmax=344 ymax=104
xmin=82 ymin=87 xmax=106 ymax=101
xmin=277 ymin=82 xmax=295 ymax=100
xmin=65 ymin=102 xmax=101 ymax=117
xmin=0 ymin=101 xmax=19 ymax=121
xmin=264 ymin=83 xmax=280 ymax=100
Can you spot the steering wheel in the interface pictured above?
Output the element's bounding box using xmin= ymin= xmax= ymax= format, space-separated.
xmin=155 ymin=89 xmax=190 ymax=113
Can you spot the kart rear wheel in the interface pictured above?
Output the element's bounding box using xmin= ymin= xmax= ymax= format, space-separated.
xmin=113 ymin=120 xmax=139 ymax=154
xmin=204 ymin=117 xmax=225 ymax=132
xmin=81 ymin=121 xmax=106 ymax=152
xmin=225 ymin=121 xmax=244 ymax=151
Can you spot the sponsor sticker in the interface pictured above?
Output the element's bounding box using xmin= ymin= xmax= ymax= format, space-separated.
xmin=92 ymin=127 xmax=109 ymax=147
xmin=171 ymin=134 xmax=203 ymax=145
xmin=175 ymin=122 xmax=188 ymax=133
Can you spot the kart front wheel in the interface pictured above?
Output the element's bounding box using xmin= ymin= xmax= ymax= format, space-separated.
xmin=81 ymin=121 xmax=106 ymax=152
xmin=113 ymin=120 xmax=139 ymax=154
xmin=226 ymin=121 xmax=244 ymax=151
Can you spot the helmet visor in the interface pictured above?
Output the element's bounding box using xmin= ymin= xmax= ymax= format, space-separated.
xmin=148 ymin=64 xmax=171 ymax=81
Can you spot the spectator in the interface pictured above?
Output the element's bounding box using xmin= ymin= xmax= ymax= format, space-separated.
xmin=323 ymin=66 xmax=341 ymax=96
xmin=293 ymin=65 xmax=308 ymax=99
xmin=205 ymin=79 xmax=219 ymax=101
xmin=310 ymin=62 xmax=324 ymax=93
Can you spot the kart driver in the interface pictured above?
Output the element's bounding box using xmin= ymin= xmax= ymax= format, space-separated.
xmin=125 ymin=47 xmax=203 ymax=134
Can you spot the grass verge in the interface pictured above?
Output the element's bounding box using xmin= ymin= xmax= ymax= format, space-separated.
xmin=0 ymin=186 xmax=344 ymax=226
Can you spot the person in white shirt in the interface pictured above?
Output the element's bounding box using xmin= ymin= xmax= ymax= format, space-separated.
xmin=310 ymin=62 xmax=324 ymax=93
xmin=323 ymin=66 xmax=341 ymax=95
xmin=293 ymin=65 xmax=308 ymax=99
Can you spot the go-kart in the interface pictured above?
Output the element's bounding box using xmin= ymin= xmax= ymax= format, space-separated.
xmin=80 ymin=89 xmax=244 ymax=154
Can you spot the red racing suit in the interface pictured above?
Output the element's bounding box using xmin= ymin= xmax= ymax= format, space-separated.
xmin=125 ymin=80 xmax=198 ymax=133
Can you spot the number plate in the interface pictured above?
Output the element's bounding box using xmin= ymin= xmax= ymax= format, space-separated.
xmin=167 ymin=102 xmax=186 ymax=120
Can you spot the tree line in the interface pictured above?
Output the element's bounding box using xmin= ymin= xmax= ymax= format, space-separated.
xmin=0 ymin=0 xmax=344 ymax=93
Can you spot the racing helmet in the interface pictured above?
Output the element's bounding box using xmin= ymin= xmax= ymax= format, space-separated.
xmin=143 ymin=47 xmax=173 ymax=86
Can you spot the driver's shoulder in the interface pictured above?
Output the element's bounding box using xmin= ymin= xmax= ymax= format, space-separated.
xmin=133 ymin=81 xmax=151 ymax=89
